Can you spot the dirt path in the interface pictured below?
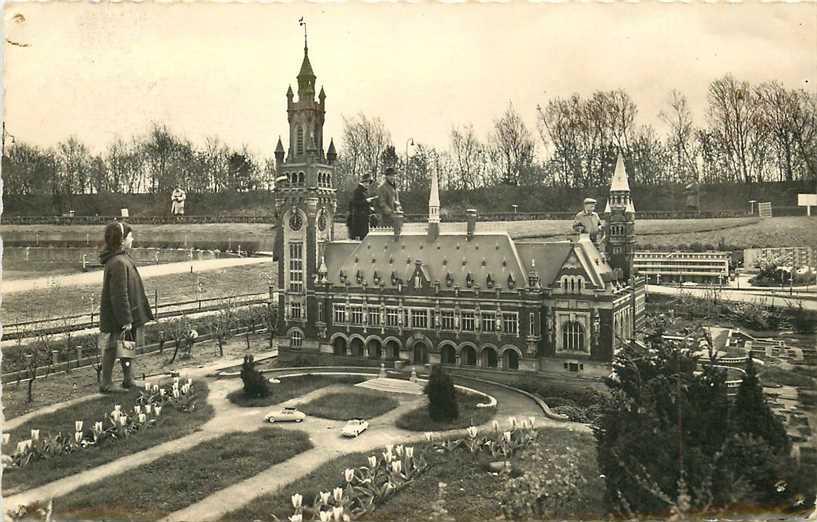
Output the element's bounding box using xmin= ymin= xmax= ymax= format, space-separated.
xmin=648 ymin=285 xmax=817 ymax=311
xmin=1 ymin=257 xmax=270 ymax=295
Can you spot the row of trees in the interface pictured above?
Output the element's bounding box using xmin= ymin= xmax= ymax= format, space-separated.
xmin=2 ymin=125 xmax=276 ymax=196
xmin=4 ymin=74 xmax=815 ymax=197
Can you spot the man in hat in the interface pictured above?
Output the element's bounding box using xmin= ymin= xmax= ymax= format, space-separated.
xmin=375 ymin=167 xmax=402 ymax=227
xmin=171 ymin=186 xmax=186 ymax=221
xmin=346 ymin=173 xmax=375 ymax=240
xmin=573 ymin=197 xmax=604 ymax=246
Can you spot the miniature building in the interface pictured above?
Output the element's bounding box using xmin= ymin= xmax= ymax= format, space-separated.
xmin=744 ymin=247 xmax=814 ymax=273
xmin=273 ymin=43 xmax=646 ymax=378
xmin=634 ymin=251 xmax=730 ymax=284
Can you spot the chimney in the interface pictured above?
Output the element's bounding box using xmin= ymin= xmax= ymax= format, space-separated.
xmin=393 ymin=210 xmax=404 ymax=240
xmin=466 ymin=209 xmax=477 ymax=240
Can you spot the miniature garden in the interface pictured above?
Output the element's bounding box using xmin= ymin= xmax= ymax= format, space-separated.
xmin=4 ymin=291 xmax=817 ymax=521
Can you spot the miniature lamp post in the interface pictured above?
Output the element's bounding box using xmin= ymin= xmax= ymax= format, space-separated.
xmin=405 ymin=138 xmax=414 ymax=182
xmin=748 ymin=200 xmax=757 ymax=216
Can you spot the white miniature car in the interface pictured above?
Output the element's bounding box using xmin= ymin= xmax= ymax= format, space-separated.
xmin=265 ymin=407 xmax=305 ymax=423
xmin=268 ymin=377 xmax=281 ymax=384
xmin=342 ymin=419 xmax=369 ymax=438
xmin=681 ymin=281 xmax=698 ymax=287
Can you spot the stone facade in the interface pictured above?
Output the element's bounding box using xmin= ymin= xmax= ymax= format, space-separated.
xmin=274 ymin=44 xmax=645 ymax=380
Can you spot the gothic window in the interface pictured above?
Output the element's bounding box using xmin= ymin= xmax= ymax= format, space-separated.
xmin=298 ymin=172 xmax=305 ymax=184
xmin=411 ymin=308 xmax=429 ymax=329
xmin=441 ymin=310 xmax=456 ymax=330
xmin=296 ymin=127 xmax=304 ymax=155
xmin=368 ymin=307 xmax=381 ymax=326
xmin=334 ymin=304 xmax=346 ymax=324
xmin=529 ymin=312 xmax=537 ymax=336
xmin=318 ymin=211 xmax=327 ymax=232
xmin=461 ymin=312 xmax=476 ymax=331
xmin=386 ymin=307 xmax=399 ymax=327
xmin=288 ymin=241 xmax=304 ymax=292
xmin=507 ymin=274 xmax=515 ymax=289
xmin=481 ymin=312 xmax=496 ymax=332
xmin=290 ymin=302 xmax=302 ymax=320
xmin=562 ymin=321 xmax=586 ymax=352
xmin=502 ymin=312 xmax=518 ymax=335
xmin=350 ymin=306 xmax=364 ymax=325
xmin=290 ymin=330 xmax=303 ymax=348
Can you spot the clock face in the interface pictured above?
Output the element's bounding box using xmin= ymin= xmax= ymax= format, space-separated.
xmin=317 ymin=211 xmax=327 ymax=232
xmin=289 ymin=211 xmax=303 ymax=231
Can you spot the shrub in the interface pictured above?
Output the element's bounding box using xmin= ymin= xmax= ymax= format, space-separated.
xmin=424 ymin=365 xmax=458 ymax=422
xmin=240 ymin=354 xmax=271 ymax=398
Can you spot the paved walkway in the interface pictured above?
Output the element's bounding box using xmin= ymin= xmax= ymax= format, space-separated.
xmin=3 ymin=358 xmax=565 ymax=519
xmin=1 ymin=257 xmax=270 ymax=295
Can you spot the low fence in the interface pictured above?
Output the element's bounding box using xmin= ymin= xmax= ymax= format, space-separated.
xmin=3 ymin=291 xmax=273 ymax=342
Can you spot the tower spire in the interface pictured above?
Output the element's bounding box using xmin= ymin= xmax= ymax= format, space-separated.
xmin=427 ymin=168 xmax=440 ymax=241
xmin=299 ymin=17 xmax=308 ymax=52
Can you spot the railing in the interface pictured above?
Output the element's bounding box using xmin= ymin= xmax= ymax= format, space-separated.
xmin=3 ymin=291 xmax=275 ymax=342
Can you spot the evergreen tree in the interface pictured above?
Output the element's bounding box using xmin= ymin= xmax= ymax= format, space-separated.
xmin=730 ymin=356 xmax=790 ymax=455
xmin=425 ymin=364 xmax=458 ymax=421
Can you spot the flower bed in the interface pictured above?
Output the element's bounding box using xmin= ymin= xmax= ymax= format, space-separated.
xmin=225 ymin=418 xmax=561 ymax=522
xmin=227 ymin=375 xmax=367 ymax=408
xmin=394 ymin=391 xmax=496 ymax=432
xmin=55 ymin=427 xmax=312 ymax=521
xmin=300 ymin=391 xmax=400 ymax=421
xmin=1 ymin=380 xmax=214 ymax=493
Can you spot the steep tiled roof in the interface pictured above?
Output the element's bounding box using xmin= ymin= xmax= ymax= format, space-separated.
xmin=324 ymin=229 xmax=529 ymax=290
xmin=515 ymin=242 xmax=573 ymax=287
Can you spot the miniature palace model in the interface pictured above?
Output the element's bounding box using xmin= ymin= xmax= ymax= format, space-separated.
xmin=273 ymin=41 xmax=646 ymax=378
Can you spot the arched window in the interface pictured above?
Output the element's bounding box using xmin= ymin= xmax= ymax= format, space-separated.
xmin=562 ymin=321 xmax=585 ymax=352
xmin=296 ymin=127 xmax=304 ymax=155
xmin=290 ymin=330 xmax=303 ymax=348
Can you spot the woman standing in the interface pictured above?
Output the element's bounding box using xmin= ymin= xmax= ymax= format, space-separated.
xmin=98 ymin=222 xmax=154 ymax=393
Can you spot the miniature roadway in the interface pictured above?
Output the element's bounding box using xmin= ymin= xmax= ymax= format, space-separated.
xmin=0 ymin=257 xmax=271 ymax=295
xmin=3 ymin=353 xmax=583 ymax=521
xmin=647 ymin=285 xmax=817 ymax=311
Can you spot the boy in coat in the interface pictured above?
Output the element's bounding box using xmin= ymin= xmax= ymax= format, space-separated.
xmin=347 ymin=173 xmax=374 ymax=240
xmin=375 ymin=167 xmax=402 ymax=227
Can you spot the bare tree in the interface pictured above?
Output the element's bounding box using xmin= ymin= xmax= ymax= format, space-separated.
xmin=450 ymin=123 xmax=485 ymax=191
xmin=660 ymin=89 xmax=699 ymax=183
xmin=706 ymin=75 xmax=770 ymax=183
xmin=340 ymin=113 xmax=392 ymax=185
xmin=490 ymin=101 xmax=535 ymax=186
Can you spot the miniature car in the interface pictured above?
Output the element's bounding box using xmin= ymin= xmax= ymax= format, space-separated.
xmin=265 ymin=407 xmax=305 ymax=423
xmin=268 ymin=377 xmax=281 ymax=384
xmin=681 ymin=281 xmax=698 ymax=286
xmin=341 ymin=419 xmax=369 ymax=438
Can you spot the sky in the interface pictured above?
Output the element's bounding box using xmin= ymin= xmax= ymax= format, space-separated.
xmin=3 ymin=2 xmax=816 ymax=160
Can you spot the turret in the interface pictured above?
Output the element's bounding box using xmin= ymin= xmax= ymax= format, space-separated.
xmin=319 ymin=86 xmax=326 ymax=106
xmin=604 ymin=152 xmax=637 ymax=280
xmin=275 ymin=137 xmax=285 ymax=170
xmin=327 ymin=138 xmax=337 ymax=166
xmin=427 ymin=167 xmax=440 ymax=241
xmin=297 ymin=46 xmax=316 ymax=101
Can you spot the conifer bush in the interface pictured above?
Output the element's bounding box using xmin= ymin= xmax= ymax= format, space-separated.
xmin=424 ymin=364 xmax=458 ymax=422
xmin=240 ymin=354 xmax=271 ymax=398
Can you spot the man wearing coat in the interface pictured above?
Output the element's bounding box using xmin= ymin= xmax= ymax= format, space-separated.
xmin=375 ymin=167 xmax=402 ymax=227
xmin=573 ymin=197 xmax=604 ymax=247
xmin=346 ymin=173 xmax=374 ymax=240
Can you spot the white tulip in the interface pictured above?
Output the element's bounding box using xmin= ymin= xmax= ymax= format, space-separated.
xmin=333 ymin=487 xmax=343 ymax=503
xmin=75 ymin=421 xmax=84 ymax=432
xmin=319 ymin=511 xmax=331 ymax=522
xmin=344 ymin=468 xmax=354 ymax=482
xmin=467 ymin=426 xmax=478 ymax=439
xmin=30 ymin=429 xmax=40 ymax=441
xmin=74 ymin=432 xmax=83 ymax=443
xmin=2 ymin=433 xmax=10 ymax=446
xmin=405 ymin=446 xmax=414 ymax=458
xmin=291 ymin=493 xmax=303 ymax=509
xmin=424 ymin=432 xmax=433 ymax=442
xmin=288 ymin=514 xmax=302 ymax=522
xmin=160 ymin=389 xmax=166 ymax=397
xmin=367 ymin=456 xmax=377 ymax=468
xmin=94 ymin=422 xmax=104 ymax=432
xmin=16 ymin=441 xmax=26 ymax=454
xmin=134 ymin=405 xmax=142 ymax=415
xmin=154 ymin=406 xmax=162 ymax=417
xmin=173 ymin=389 xmax=180 ymax=399
xmin=391 ymin=461 xmax=402 ymax=474
xmin=332 ymin=506 xmax=343 ymax=522
xmin=119 ymin=416 xmax=127 ymax=427
xmin=114 ymin=404 xmax=122 ymax=412
xmin=319 ymin=491 xmax=331 ymax=505
xmin=145 ymin=405 xmax=152 ymax=415
xmin=503 ymin=431 xmax=512 ymax=443
xmin=138 ymin=414 xmax=147 ymax=424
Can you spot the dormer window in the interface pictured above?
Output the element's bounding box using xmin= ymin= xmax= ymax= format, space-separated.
xmin=446 ymin=273 xmax=455 ymax=287
xmin=356 ymin=270 xmax=364 ymax=285
xmin=486 ymin=274 xmax=495 ymax=289
xmin=339 ymin=270 xmax=347 ymax=284
xmin=507 ymin=274 xmax=516 ymax=289
xmin=391 ymin=271 xmax=399 ymax=286
xmin=372 ymin=271 xmax=381 ymax=286
xmin=465 ymin=273 xmax=474 ymax=288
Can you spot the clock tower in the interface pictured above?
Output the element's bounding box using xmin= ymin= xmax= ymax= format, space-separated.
xmin=604 ymin=152 xmax=636 ymax=280
xmin=274 ymin=35 xmax=337 ymax=350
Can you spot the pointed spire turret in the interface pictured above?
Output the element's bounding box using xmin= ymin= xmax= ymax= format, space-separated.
xmin=319 ymin=86 xmax=326 ymax=102
xmin=427 ymin=168 xmax=440 ymax=241
xmin=327 ymin=138 xmax=337 ymax=165
xmin=286 ymin=85 xmax=294 ymax=100
xmin=297 ymin=43 xmax=316 ymax=101
xmin=610 ymin=152 xmax=630 ymax=193
xmin=275 ymin=136 xmax=285 ymax=168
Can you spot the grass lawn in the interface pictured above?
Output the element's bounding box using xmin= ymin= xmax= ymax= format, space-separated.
xmin=226 ymin=375 xmax=368 ymax=407
xmin=2 ymin=263 xmax=272 ymax=324
xmin=2 ymin=381 xmax=214 ymax=494
xmin=300 ymin=390 xmax=399 ymax=420
xmin=395 ymin=391 xmax=496 ymax=432
xmin=56 ymin=427 xmax=312 ymax=521
xmin=222 ymin=427 xmax=604 ymax=522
